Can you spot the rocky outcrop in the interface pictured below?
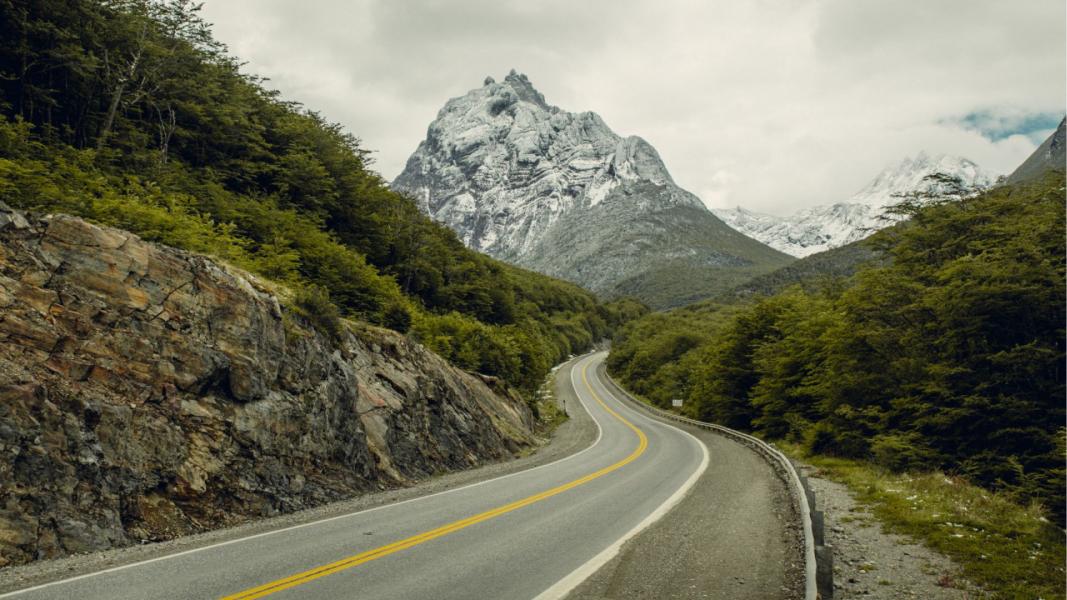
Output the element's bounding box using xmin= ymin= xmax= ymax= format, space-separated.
xmin=0 ymin=203 xmax=535 ymax=566
xmin=393 ymin=70 xmax=792 ymax=309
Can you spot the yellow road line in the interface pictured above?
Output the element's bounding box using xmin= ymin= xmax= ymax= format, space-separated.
xmin=220 ymin=358 xmax=648 ymax=600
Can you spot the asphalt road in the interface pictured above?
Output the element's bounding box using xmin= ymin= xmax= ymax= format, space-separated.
xmin=567 ymin=364 xmax=803 ymax=599
xmin=1 ymin=352 xmax=714 ymax=600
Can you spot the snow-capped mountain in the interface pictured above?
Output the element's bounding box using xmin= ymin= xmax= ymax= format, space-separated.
xmin=849 ymin=153 xmax=994 ymax=207
xmin=393 ymin=71 xmax=792 ymax=307
xmin=394 ymin=71 xmax=688 ymax=261
xmin=714 ymin=203 xmax=879 ymax=258
xmin=713 ymin=153 xmax=996 ymax=257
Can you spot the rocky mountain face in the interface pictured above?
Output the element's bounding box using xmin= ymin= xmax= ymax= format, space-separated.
xmin=0 ymin=203 xmax=535 ymax=566
xmin=713 ymin=153 xmax=995 ymax=257
xmin=393 ymin=71 xmax=792 ymax=309
xmin=1006 ymin=117 xmax=1066 ymax=185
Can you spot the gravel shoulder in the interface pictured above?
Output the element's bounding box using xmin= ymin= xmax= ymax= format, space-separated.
xmin=0 ymin=358 xmax=597 ymax=594
xmin=566 ymin=369 xmax=805 ymax=600
xmin=796 ymin=463 xmax=983 ymax=599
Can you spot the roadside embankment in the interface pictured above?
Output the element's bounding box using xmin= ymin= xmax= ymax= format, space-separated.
xmin=0 ymin=204 xmax=542 ymax=567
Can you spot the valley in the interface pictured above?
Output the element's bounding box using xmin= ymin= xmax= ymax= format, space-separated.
xmin=0 ymin=1 xmax=1063 ymax=599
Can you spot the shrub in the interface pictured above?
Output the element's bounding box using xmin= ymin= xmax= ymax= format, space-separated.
xmin=805 ymin=422 xmax=870 ymax=459
xmin=382 ymin=303 xmax=413 ymax=333
xmin=870 ymin=433 xmax=940 ymax=472
xmin=293 ymin=285 xmax=343 ymax=342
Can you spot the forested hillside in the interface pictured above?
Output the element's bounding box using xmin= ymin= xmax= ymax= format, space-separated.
xmin=713 ymin=235 xmax=883 ymax=303
xmin=0 ymin=0 xmax=646 ymax=394
xmin=609 ymin=173 xmax=1066 ymax=524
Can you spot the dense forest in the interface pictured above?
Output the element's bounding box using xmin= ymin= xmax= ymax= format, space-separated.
xmin=609 ymin=174 xmax=1067 ymax=524
xmin=0 ymin=0 xmax=648 ymax=394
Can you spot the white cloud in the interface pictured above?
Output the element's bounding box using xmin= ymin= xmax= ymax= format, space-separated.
xmin=200 ymin=0 xmax=1065 ymax=215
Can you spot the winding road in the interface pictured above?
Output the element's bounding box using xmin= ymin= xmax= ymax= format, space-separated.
xmin=1 ymin=353 xmax=719 ymax=599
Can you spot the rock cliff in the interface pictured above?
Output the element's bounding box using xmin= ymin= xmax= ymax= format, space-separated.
xmin=0 ymin=203 xmax=535 ymax=566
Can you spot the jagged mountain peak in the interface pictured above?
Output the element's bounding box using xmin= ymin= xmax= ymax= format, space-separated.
xmin=395 ymin=72 xmax=695 ymax=259
xmin=393 ymin=74 xmax=792 ymax=307
xmin=497 ymin=69 xmax=552 ymax=110
xmin=851 ymin=152 xmax=993 ymax=207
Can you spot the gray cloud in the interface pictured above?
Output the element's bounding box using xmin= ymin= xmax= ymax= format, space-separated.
xmin=201 ymin=0 xmax=1065 ymax=215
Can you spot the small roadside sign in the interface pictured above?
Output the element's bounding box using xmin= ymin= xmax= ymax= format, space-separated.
xmin=672 ymin=398 xmax=683 ymax=407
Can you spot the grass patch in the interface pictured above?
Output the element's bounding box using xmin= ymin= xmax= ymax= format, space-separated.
xmin=782 ymin=444 xmax=1066 ymax=599
xmin=532 ymin=378 xmax=568 ymax=434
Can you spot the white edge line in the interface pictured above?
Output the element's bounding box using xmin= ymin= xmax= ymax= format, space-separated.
xmin=601 ymin=368 xmax=819 ymax=600
xmin=530 ymin=354 xmax=711 ymax=600
xmin=0 ymin=354 xmax=607 ymax=599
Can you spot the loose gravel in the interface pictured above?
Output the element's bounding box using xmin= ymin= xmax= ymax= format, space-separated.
xmin=796 ymin=463 xmax=984 ymax=599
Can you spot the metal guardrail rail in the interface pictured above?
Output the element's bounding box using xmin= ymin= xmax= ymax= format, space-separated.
xmin=599 ymin=367 xmax=832 ymax=599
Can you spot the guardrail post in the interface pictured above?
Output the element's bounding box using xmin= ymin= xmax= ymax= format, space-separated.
xmin=811 ymin=510 xmax=825 ymax=546
xmin=815 ymin=545 xmax=834 ymax=598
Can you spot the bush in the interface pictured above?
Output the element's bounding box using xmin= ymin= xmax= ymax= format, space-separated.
xmin=870 ymin=433 xmax=940 ymax=472
xmin=383 ymin=304 xmax=412 ymax=333
xmin=0 ymin=1 xmax=647 ymax=394
xmin=293 ymin=285 xmax=343 ymax=342
xmin=804 ymin=422 xmax=870 ymax=459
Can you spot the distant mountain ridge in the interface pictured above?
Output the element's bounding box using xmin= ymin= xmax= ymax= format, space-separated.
xmin=713 ymin=153 xmax=995 ymax=257
xmin=393 ymin=70 xmax=792 ymax=308
xmin=715 ymin=121 xmax=1067 ymax=303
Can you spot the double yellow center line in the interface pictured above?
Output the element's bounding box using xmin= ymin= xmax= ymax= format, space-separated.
xmin=221 ymin=359 xmax=649 ymax=599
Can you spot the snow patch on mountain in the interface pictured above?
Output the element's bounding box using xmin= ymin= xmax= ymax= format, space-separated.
xmin=713 ymin=153 xmax=996 ymax=257
xmin=714 ymin=203 xmax=877 ymax=258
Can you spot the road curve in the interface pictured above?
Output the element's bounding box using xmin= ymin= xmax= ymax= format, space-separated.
xmin=0 ymin=352 xmax=709 ymax=600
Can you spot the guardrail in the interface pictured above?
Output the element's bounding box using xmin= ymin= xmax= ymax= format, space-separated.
xmin=599 ymin=366 xmax=833 ymax=599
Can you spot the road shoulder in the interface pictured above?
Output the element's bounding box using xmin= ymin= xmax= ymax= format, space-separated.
xmin=797 ymin=464 xmax=981 ymax=599
xmin=566 ymin=368 xmax=805 ymax=600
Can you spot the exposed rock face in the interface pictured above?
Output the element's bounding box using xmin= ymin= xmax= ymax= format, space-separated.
xmin=393 ymin=70 xmax=792 ymax=308
xmin=0 ymin=203 xmax=534 ymax=566
xmin=713 ymin=153 xmax=995 ymax=257
xmin=1006 ymin=117 xmax=1066 ymax=185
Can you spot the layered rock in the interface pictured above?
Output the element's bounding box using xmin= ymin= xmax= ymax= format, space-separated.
xmin=0 ymin=203 xmax=534 ymax=566
xmin=393 ymin=70 xmax=792 ymax=308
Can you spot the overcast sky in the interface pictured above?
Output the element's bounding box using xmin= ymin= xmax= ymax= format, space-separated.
xmin=200 ymin=0 xmax=1064 ymax=215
